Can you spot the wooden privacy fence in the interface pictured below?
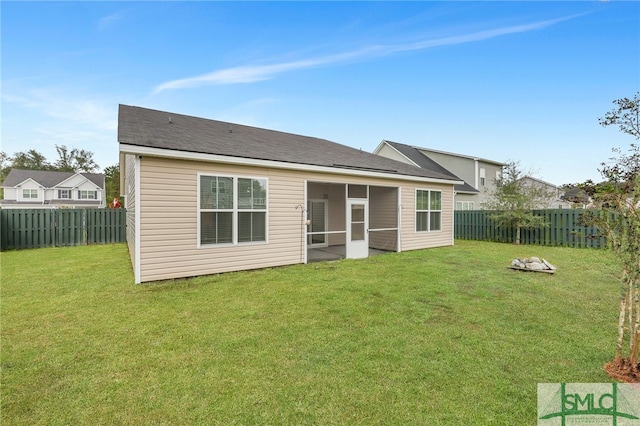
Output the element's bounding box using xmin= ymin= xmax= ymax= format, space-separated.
xmin=454 ymin=209 xmax=608 ymax=249
xmin=0 ymin=208 xmax=126 ymax=250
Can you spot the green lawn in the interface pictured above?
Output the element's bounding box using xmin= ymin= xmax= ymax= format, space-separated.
xmin=1 ymin=241 xmax=620 ymax=425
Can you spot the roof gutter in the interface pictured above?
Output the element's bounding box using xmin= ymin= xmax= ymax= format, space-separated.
xmin=119 ymin=144 xmax=464 ymax=186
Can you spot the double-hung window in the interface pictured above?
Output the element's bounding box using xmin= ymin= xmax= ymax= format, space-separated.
xmin=199 ymin=174 xmax=267 ymax=246
xmin=58 ymin=189 xmax=71 ymax=199
xmin=456 ymin=201 xmax=475 ymax=211
xmin=22 ymin=189 xmax=38 ymax=199
xmin=416 ymin=190 xmax=442 ymax=232
xmin=79 ymin=190 xmax=97 ymax=200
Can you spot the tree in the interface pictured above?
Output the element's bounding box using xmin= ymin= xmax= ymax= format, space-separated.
xmin=54 ymin=144 xmax=99 ymax=173
xmin=11 ymin=149 xmax=52 ymax=170
xmin=482 ymin=160 xmax=555 ymax=244
xmin=0 ymin=151 xmax=9 ymax=198
xmin=104 ymin=163 xmax=120 ymax=203
xmin=587 ymin=92 xmax=640 ymax=381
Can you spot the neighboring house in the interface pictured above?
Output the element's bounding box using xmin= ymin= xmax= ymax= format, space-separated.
xmin=521 ymin=176 xmax=572 ymax=209
xmin=0 ymin=169 xmax=105 ymax=209
xmin=374 ymin=140 xmax=505 ymax=210
xmin=118 ymin=105 xmax=463 ymax=283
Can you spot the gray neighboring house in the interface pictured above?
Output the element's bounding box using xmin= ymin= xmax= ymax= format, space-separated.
xmin=521 ymin=176 xmax=572 ymax=209
xmin=1 ymin=169 xmax=105 ymax=209
xmin=374 ymin=140 xmax=505 ymax=210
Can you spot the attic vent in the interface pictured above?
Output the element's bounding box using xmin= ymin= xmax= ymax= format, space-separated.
xmin=228 ymin=127 xmax=233 ymax=133
xmin=168 ymin=116 xmax=172 ymax=124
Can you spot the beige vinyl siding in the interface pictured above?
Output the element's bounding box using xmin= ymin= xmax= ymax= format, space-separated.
xmin=400 ymin=183 xmax=454 ymax=251
xmin=138 ymin=157 xmax=304 ymax=282
xmin=376 ymin=144 xmax=415 ymax=165
xmin=124 ymin=154 xmax=137 ymax=270
xmin=136 ymin=156 xmax=455 ymax=282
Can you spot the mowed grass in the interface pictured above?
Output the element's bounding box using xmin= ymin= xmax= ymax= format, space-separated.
xmin=1 ymin=241 xmax=620 ymax=425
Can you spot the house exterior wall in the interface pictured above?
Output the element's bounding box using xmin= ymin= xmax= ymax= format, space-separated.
xmin=132 ymin=156 xmax=455 ymax=283
xmin=3 ymin=188 xmax=17 ymax=200
xmin=418 ymin=150 xmax=502 ymax=209
xmin=16 ymin=180 xmax=44 ymax=203
xmin=376 ymin=144 xmax=414 ymax=165
xmin=522 ymin=178 xmax=572 ymax=209
xmin=476 ymin=160 xmax=503 ymax=207
xmin=422 ymin=150 xmax=476 ymax=187
xmin=400 ymin=183 xmax=454 ymax=251
xmin=124 ymin=154 xmax=138 ymax=273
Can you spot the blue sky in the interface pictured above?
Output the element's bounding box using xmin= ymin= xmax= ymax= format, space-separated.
xmin=2 ymin=1 xmax=639 ymax=185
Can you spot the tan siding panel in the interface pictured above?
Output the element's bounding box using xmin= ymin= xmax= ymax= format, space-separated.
xmin=400 ymin=183 xmax=454 ymax=251
xmin=124 ymin=154 xmax=137 ymax=269
xmin=138 ymin=157 xmax=304 ymax=282
xmin=137 ymin=156 xmax=455 ymax=282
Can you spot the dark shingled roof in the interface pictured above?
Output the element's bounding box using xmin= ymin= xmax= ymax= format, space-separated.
xmin=381 ymin=141 xmax=479 ymax=194
xmin=118 ymin=104 xmax=460 ymax=182
xmin=1 ymin=169 xmax=104 ymax=189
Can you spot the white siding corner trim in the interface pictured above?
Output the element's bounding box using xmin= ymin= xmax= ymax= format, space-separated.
xmin=134 ymin=156 xmax=141 ymax=284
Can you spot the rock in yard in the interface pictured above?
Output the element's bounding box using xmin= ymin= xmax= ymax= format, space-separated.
xmin=509 ymin=256 xmax=556 ymax=273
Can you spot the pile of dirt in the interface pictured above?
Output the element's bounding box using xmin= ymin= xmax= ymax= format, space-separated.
xmin=604 ymin=359 xmax=640 ymax=383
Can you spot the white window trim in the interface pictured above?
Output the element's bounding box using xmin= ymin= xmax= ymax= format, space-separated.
xmin=456 ymin=201 xmax=475 ymax=211
xmin=58 ymin=189 xmax=71 ymax=199
xmin=197 ymin=173 xmax=269 ymax=248
xmin=22 ymin=188 xmax=39 ymax=199
xmin=78 ymin=190 xmax=98 ymax=200
xmin=415 ymin=188 xmax=442 ymax=233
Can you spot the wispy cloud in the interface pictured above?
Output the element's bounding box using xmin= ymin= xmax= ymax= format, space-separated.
xmin=98 ymin=11 xmax=126 ymax=30
xmin=153 ymin=47 xmax=382 ymax=93
xmin=153 ymin=14 xmax=584 ymax=94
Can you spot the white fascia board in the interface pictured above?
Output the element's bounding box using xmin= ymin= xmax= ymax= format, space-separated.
xmin=119 ymin=144 xmax=464 ymax=187
xmin=14 ymin=177 xmax=44 ymax=188
xmin=56 ymin=173 xmax=100 ymax=190
xmin=372 ymin=140 xmax=387 ymax=154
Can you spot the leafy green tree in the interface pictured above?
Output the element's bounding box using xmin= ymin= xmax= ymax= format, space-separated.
xmin=0 ymin=151 xmax=9 ymax=198
xmin=54 ymin=144 xmax=99 ymax=173
xmin=586 ymin=92 xmax=640 ymax=380
xmin=11 ymin=149 xmax=52 ymax=170
xmin=103 ymin=163 xmax=120 ymax=204
xmin=482 ymin=160 xmax=554 ymax=244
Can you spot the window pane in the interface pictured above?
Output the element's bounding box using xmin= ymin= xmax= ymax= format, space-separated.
xmin=416 ymin=190 xmax=428 ymax=210
xmin=351 ymin=222 xmax=365 ymax=241
xmin=200 ymin=176 xmax=216 ymax=209
xmin=201 ymin=212 xmax=232 ymax=244
xmin=416 ymin=212 xmax=428 ymax=232
xmin=351 ymin=204 xmax=365 ymax=222
xmin=252 ymin=179 xmax=267 ymax=209
xmin=238 ymin=212 xmax=266 ymax=242
xmin=430 ymin=191 xmax=441 ymax=210
xmin=430 ymin=212 xmax=441 ymax=231
xmin=201 ymin=176 xmax=233 ymax=209
xmin=237 ymin=178 xmax=252 ymax=209
xmin=238 ymin=178 xmax=266 ymax=210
